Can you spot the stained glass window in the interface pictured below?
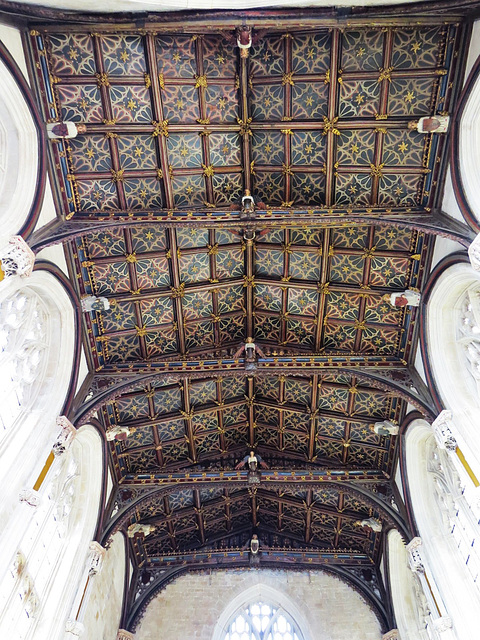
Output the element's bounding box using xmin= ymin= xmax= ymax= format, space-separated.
xmin=224 ymin=601 xmax=305 ymax=640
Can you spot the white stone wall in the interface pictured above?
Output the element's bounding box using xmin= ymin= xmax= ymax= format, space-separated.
xmin=82 ymin=532 xmax=126 ymax=640
xmin=135 ymin=569 xmax=382 ymax=640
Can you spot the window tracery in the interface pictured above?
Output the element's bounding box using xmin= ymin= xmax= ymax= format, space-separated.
xmin=0 ymin=289 xmax=49 ymax=435
xmin=428 ymin=444 xmax=480 ymax=591
xmin=457 ymin=284 xmax=480 ymax=394
xmin=224 ymin=602 xmax=304 ymax=640
xmin=0 ymin=440 xmax=81 ymax=639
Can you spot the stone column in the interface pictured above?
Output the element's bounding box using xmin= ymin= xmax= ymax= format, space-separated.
xmin=0 ymin=235 xmax=35 ymax=281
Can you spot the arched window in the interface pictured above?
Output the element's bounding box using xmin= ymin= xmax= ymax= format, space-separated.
xmin=224 ymin=602 xmax=305 ymax=640
xmin=0 ymin=271 xmax=76 ymax=527
xmin=212 ymin=585 xmax=310 ymax=640
xmin=0 ymin=288 xmax=49 ymax=434
xmin=404 ymin=418 xmax=480 ymax=639
xmin=0 ymin=51 xmax=41 ymax=239
xmin=425 ymin=261 xmax=480 ymax=481
xmin=0 ymin=425 xmax=103 ymax=640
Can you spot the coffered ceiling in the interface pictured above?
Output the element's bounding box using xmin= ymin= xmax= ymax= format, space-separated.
xmin=25 ymin=11 xmax=466 ymax=617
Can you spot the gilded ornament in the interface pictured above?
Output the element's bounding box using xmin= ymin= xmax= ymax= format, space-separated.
xmin=144 ymin=73 xmax=151 ymax=88
xmin=158 ymin=73 xmax=165 ymax=89
xmin=95 ymin=72 xmax=110 ymax=87
xmin=369 ymin=163 xmax=384 ymax=178
xmin=171 ymin=283 xmax=186 ymax=298
xmin=202 ymin=164 xmax=215 ymax=177
xmin=152 ymin=120 xmax=169 ymax=137
xmin=282 ymin=72 xmax=295 ymax=86
xmin=322 ymin=116 xmax=340 ymax=136
xmin=135 ymin=325 xmax=148 ymax=337
xmin=194 ymin=74 xmax=208 ymax=89
xmin=111 ymin=169 xmax=125 ymax=182
xmin=377 ymin=66 xmax=394 ymax=82
xmin=237 ymin=117 xmax=252 ymax=137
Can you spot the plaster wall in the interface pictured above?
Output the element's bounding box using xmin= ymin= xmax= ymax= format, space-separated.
xmin=135 ymin=569 xmax=383 ymax=640
xmin=82 ymin=532 xmax=126 ymax=640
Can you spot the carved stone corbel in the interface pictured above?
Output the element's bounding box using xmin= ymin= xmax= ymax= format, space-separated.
xmin=52 ymin=416 xmax=76 ymax=456
xmin=406 ymin=537 xmax=424 ymax=573
xmin=468 ymin=233 xmax=480 ymax=271
xmin=117 ymin=630 xmax=135 ymax=640
xmin=65 ymin=619 xmax=85 ymax=636
xmin=382 ymin=630 xmax=399 ymax=640
xmin=0 ymin=235 xmax=35 ymax=280
xmin=19 ymin=488 xmax=41 ymax=507
xmin=88 ymin=541 xmax=107 ymax=576
xmin=432 ymin=411 xmax=457 ymax=452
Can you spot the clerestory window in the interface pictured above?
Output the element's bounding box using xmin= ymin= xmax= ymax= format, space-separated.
xmin=224 ymin=602 xmax=305 ymax=640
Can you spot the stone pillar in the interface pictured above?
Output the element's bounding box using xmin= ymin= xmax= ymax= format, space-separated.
xmin=88 ymin=541 xmax=106 ymax=577
xmin=52 ymin=416 xmax=76 ymax=457
xmin=117 ymin=630 xmax=135 ymax=640
xmin=0 ymin=235 xmax=35 ymax=281
xmin=382 ymin=631 xmax=399 ymax=640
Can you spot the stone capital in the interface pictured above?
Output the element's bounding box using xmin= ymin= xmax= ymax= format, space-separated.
xmin=382 ymin=631 xmax=399 ymax=640
xmin=117 ymin=630 xmax=135 ymax=640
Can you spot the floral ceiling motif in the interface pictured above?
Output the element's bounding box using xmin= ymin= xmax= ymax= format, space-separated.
xmin=29 ymin=23 xmax=460 ymax=215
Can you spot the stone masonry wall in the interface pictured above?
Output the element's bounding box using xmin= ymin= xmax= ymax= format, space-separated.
xmin=135 ymin=568 xmax=383 ymax=640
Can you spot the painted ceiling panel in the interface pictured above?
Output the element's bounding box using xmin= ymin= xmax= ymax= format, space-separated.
xmin=30 ymin=21 xmax=459 ymax=215
xmin=26 ymin=14 xmax=465 ymax=574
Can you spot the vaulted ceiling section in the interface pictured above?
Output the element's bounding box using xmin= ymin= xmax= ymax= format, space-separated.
xmin=25 ymin=10 xmax=467 ymax=626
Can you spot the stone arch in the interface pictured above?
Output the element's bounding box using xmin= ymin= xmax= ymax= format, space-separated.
xmin=0 ymin=41 xmax=45 ymax=241
xmin=421 ymin=254 xmax=480 ymax=479
xmin=451 ymin=53 xmax=480 ymax=230
xmin=404 ymin=418 xmax=480 ymax=640
xmin=0 ymin=266 xmax=79 ymax=526
xmin=0 ymin=424 xmax=104 ymax=639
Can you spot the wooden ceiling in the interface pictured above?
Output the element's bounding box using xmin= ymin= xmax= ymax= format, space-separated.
xmin=26 ymin=12 xmax=464 ymax=613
